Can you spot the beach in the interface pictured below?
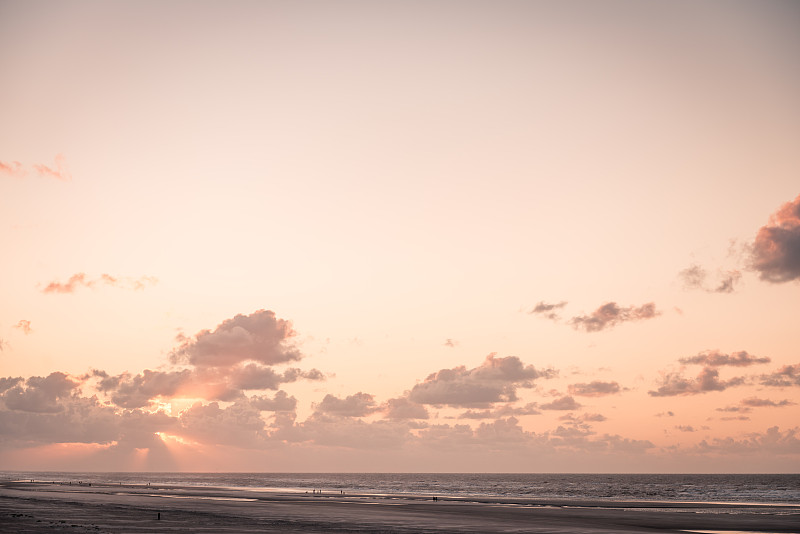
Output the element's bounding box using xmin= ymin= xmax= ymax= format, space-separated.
xmin=1 ymin=481 xmax=798 ymax=533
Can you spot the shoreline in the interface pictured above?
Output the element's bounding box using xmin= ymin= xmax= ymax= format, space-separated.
xmin=2 ymin=481 xmax=799 ymax=533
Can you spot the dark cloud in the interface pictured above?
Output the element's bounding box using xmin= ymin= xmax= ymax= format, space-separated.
xmin=1 ymin=372 xmax=80 ymax=413
xmin=714 ymin=271 xmax=742 ymax=293
xmin=760 ymin=364 xmax=800 ymax=387
xmin=679 ymin=350 xmax=770 ymax=367
xmin=0 ymin=377 xmax=23 ymax=393
xmin=648 ymin=367 xmax=746 ymax=397
xmin=42 ymin=273 xmax=157 ymax=294
xmin=716 ymin=405 xmax=752 ymax=413
xmin=678 ymin=265 xmax=741 ymax=293
xmin=567 ymin=380 xmax=621 ymax=397
xmin=382 ymin=397 xmax=429 ymax=420
xmin=740 ymin=397 xmax=795 ymax=408
xmin=407 ymin=354 xmax=556 ymax=407
xmin=14 ymin=320 xmax=32 ymax=335
xmin=539 ymin=396 xmax=581 ymax=411
xmin=750 ymin=194 xmax=800 ymax=283
xmin=569 ymin=302 xmax=659 ymax=332
xmin=170 ymin=309 xmax=301 ymax=368
xmin=528 ymin=301 xmax=568 ymax=321
xmin=314 ymin=392 xmax=378 ymax=417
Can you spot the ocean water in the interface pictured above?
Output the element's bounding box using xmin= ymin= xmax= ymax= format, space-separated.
xmin=2 ymin=472 xmax=799 ymax=505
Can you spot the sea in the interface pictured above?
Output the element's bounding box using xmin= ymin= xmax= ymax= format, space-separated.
xmin=2 ymin=472 xmax=799 ymax=506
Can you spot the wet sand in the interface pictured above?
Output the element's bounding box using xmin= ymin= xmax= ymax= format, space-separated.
xmin=1 ymin=481 xmax=798 ymax=533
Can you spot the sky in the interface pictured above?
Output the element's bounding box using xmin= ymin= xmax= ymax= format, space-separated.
xmin=1 ymin=0 xmax=799 ymax=473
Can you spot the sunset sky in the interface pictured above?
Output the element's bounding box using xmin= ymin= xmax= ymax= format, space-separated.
xmin=1 ymin=0 xmax=799 ymax=473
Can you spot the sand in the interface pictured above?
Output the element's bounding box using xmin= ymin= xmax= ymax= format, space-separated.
xmin=1 ymin=480 xmax=798 ymax=533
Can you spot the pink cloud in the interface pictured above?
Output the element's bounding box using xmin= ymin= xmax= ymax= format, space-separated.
xmin=678 ymin=265 xmax=742 ymax=293
xmin=760 ymin=363 xmax=800 ymax=387
xmin=33 ymin=154 xmax=71 ymax=181
xmin=1 ymin=372 xmax=81 ymax=413
xmin=750 ymin=194 xmax=800 ymax=283
xmin=0 ymin=160 xmax=26 ymax=177
xmin=170 ymin=310 xmax=301 ymax=368
xmin=679 ymin=350 xmax=770 ymax=367
xmin=314 ymin=392 xmax=378 ymax=417
xmin=649 ymin=367 xmax=746 ymax=397
xmin=407 ymin=354 xmax=556 ymax=407
xmin=14 ymin=320 xmax=32 ymax=335
xmin=42 ymin=273 xmax=157 ymax=294
xmin=568 ymin=380 xmax=621 ymax=397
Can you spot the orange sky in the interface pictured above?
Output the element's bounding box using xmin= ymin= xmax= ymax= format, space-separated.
xmin=1 ymin=0 xmax=799 ymax=472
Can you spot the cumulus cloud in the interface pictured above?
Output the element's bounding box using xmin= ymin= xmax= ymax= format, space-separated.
xmin=407 ymin=354 xmax=556 ymax=407
xmin=95 ymin=369 xmax=193 ymax=409
xmin=760 ymin=364 xmax=800 ymax=387
xmin=750 ymin=194 xmax=800 ymax=283
xmin=93 ymin=364 xmax=323 ymax=408
xmin=695 ymin=426 xmax=800 ymax=455
xmin=581 ymin=413 xmax=607 ymax=422
xmin=171 ymin=310 xmax=301 ymax=368
xmin=0 ymin=377 xmax=23 ymax=393
xmin=81 ymin=311 xmax=323 ymax=409
xmin=528 ymin=301 xmax=568 ymax=321
xmin=314 ymin=392 xmax=378 ymax=417
xmin=0 ymin=396 xmax=127 ymax=446
xmin=649 ymin=367 xmax=745 ymax=397
xmin=382 ymin=397 xmax=429 ymax=420
xmin=177 ymin=400 xmax=269 ymax=448
xmin=1 ymin=372 xmax=80 ymax=413
xmin=14 ymin=320 xmax=32 ymax=335
xmin=569 ymin=302 xmax=659 ymax=332
xmin=678 ymin=265 xmax=742 ymax=293
xmin=281 ymin=413 xmax=414 ymax=449
xmin=679 ymin=350 xmax=770 ymax=367
xmin=42 ymin=273 xmax=157 ymax=294
xmin=250 ymin=391 xmax=297 ymax=412
xmin=539 ymin=396 xmax=582 ymax=411
xmin=568 ymin=380 xmax=621 ymax=397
